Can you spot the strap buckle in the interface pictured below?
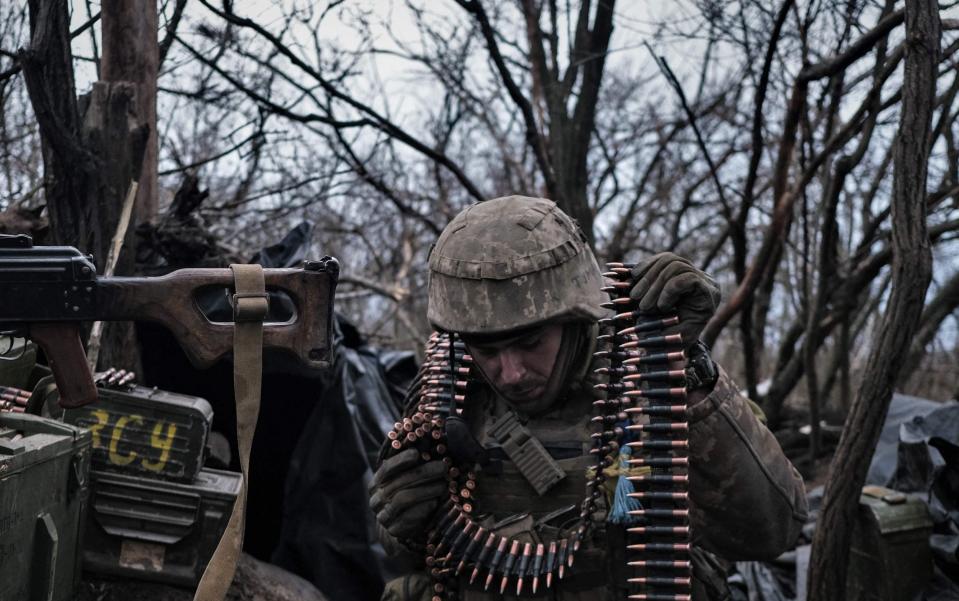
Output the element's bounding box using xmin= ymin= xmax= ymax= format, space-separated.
xmin=231 ymin=292 xmax=269 ymax=322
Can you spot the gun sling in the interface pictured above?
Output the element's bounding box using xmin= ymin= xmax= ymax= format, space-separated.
xmin=193 ymin=264 xmax=267 ymax=600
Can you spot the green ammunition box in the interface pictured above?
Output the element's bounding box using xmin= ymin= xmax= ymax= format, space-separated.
xmin=847 ymin=485 xmax=933 ymax=601
xmin=0 ymin=412 xmax=91 ymax=601
xmin=82 ymin=467 xmax=241 ymax=587
xmin=62 ymin=385 xmax=213 ymax=483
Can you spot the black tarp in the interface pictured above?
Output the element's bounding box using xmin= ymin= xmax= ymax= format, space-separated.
xmin=137 ymin=222 xmax=330 ymax=558
xmin=271 ymin=316 xmax=416 ymax=601
xmin=139 ymin=222 xmax=417 ymax=599
xmin=244 ymin=222 xmax=418 ymax=599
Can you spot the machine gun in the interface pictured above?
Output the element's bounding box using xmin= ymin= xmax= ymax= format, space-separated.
xmin=0 ymin=234 xmax=338 ymax=408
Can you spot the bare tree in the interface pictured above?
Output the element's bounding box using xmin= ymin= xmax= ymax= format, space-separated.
xmin=17 ymin=0 xmax=153 ymax=370
xmin=808 ymin=1 xmax=938 ymax=598
xmin=3 ymin=0 xmax=959 ymax=440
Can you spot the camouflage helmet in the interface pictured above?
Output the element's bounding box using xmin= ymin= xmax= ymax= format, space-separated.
xmin=427 ymin=195 xmax=608 ymax=335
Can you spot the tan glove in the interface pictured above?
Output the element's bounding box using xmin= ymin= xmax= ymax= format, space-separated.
xmin=369 ymin=448 xmax=448 ymax=542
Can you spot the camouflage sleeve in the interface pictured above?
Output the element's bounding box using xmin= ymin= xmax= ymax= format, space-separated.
xmin=685 ymin=366 xmax=808 ymax=560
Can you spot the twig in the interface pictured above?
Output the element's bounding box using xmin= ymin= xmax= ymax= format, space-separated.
xmin=158 ymin=131 xmax=261 ymax=176
xmin=644 ymin=42 xmax=733 ymax=223
xmin=86 ymin=180 xmax=138 ymax=370
xmin=159 ymin=0 xmax=189 ymax=68
xmin=339 ymin=274 xmax=409 ymax=303
xmin=192 ymin=0 xmax=486 ymax=202
xmin=3 ymin=12 xmax=101 ymax=83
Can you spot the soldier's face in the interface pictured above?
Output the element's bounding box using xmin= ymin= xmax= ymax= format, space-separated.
xmin=464 ymin=323 xmax=564 ymax=406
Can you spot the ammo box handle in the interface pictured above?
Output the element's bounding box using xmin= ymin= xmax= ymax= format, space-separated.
xmin=1 ymin=411 xmax=81 ymax=438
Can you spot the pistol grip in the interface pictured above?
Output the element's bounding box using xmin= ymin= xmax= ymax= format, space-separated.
xmin=28 ymin=323 xmax=98 ymax=408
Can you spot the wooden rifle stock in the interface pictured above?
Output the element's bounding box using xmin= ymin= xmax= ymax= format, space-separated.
xmin=0 ymin=235 xmax=338 ymax=408
xmin=95 ymin=266 xmax=338 ymax=369
xmin=25 ymin=322 xmax=97 ymax=408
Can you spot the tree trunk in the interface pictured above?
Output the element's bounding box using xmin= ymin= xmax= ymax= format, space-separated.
xmin=82 ymin=82 xmax=149 ymax=371
xmin=94 ymin=0 xmax=157 ymax=372
xmin=806 ymin=2 xmax=938 ymax=599
xmin=20 ymin=0 xmax=151 ymax=373
xmin=839 ymin=316 xmax=851 ymax=411
xmin=101 ymin=0 xmax=158 ymax=223
xmin=896 ymin=268 xmax=959 ymax=385
xmin=19 ymin=0 xmax=96 ymax=250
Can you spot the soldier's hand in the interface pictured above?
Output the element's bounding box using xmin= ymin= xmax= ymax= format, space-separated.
xmin=629 ymin=252 xmax=721 ymax=348
xmin=369 ymin=448 xmax=448 ymax=541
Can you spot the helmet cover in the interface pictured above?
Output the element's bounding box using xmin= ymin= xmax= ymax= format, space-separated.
xmin=427 ymin=195 xmax=608 ymax=335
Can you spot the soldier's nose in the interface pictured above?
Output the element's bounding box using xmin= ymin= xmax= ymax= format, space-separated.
xmin=499 ymin=351 xmax=526 ymax=386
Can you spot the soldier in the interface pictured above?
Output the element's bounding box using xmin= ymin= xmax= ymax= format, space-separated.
xmin=370 ymin=196 xmax=808 ymax=600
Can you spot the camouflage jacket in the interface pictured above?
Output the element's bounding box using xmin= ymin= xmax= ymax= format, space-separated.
xmin=378 ymin=362 xmax=807 ymax=601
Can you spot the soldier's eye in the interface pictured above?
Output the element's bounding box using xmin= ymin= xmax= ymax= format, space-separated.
xmin=517 ymin=337 xmax=541 ymax=351
xmin=470 ymin=346 xmax=497 ymax=359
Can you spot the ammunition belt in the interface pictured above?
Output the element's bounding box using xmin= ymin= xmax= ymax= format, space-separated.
xmin=599 ymin=262 xmax=692 ymax=601
xmin=382 ymin=333 xmax=605 ymax=599
xmin=381 ymin=275 xmax=691 ymax=599
xmin=457 ymin=544 xmax=607 ymax=593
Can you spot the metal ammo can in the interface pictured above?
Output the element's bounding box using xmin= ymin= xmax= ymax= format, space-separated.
xmin=0 ymin=412 xmax=91 ymax=601
xmin=847 ymin=485 xmax=934 ymax=601
xmin=62 ymin=382 xmax=240 ymax=587
xmin=62 ymin=384 xmax=213 ymax=483
xmin=80 ymin=466 xmax=241 ymax=587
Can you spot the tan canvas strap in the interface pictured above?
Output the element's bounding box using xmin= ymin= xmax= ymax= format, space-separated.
xmin=194 ymin=264 xmax=267 ymax=600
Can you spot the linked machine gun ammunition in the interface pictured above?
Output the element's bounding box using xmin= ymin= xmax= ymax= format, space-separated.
xmin=600 ymin=263 xmax=691 ymax=601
